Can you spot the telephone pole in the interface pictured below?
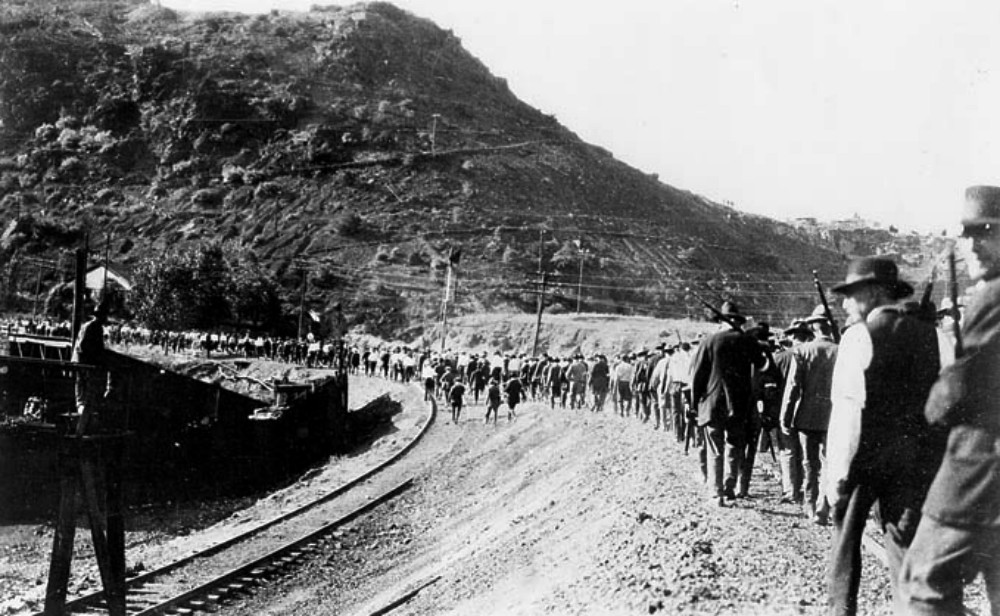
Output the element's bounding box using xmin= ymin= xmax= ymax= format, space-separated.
xmin=576 ymin=244 xmax=591 ymax=314
xmin=532 ymin=229 xmax=547 ymax=357
xmin=296 ymin=267 xmax=308 ymax=340
xmin=439 ymin=263 xmax=452 ymax=352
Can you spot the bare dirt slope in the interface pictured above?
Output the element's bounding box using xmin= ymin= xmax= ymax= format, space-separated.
xmin=215 ymin=392 xmax=900 ymax=616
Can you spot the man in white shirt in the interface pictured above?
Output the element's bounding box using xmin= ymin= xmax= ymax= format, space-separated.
xmin=824 ymin=257 xmax=947 ymax=616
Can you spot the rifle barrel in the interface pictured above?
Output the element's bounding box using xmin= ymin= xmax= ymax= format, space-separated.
xmin=812 ymin=270 xmax=841 ymax=343
xmin=949 ymin=251 xmax=964 ymax=358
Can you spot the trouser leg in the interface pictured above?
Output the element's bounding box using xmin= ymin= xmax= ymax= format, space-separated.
xmin=898 ymin=514 xmax=987 ymax=616
xmin=801 ymin=429 xmax=825 ymax=513
xmin=704 ymin=423 xmax=725 ymax=497
xmin=724 ymin=419 xmax=746 ymax=496
xmin=828 ymin=483 xmax=877 ymax=616
xmin=738 ymin=413 xmax=760 ymax=496
xmin=778 ymin=428 xmax=803 ymax=500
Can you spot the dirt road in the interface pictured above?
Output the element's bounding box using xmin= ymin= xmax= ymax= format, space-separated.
xmin=214 ymin=386 xmax=897 ymax=616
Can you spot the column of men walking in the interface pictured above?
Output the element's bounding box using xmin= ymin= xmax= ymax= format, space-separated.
xmin=350 ymin=186 xmax=1000 ymax=616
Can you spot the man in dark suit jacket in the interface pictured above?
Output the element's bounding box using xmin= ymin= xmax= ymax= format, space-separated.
xmin=780 ymin=308 xmax=839 ymax=524
xmin=690 ymin=301 xmax=767 ymax=506
xmin=901 ymin=186 xmax=1000 ymax=615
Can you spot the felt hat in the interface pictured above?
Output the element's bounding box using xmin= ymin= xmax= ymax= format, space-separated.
xmin=831 ymin=257 xmax=914 ymax=299
xmin=962 ymin=185 xmax=1000 ymax=231
xmin=803 ymin=304 xmax=829 ymax=325
xmin=783 ymin=319 xmax=811 ymax=337
xmin=746 ymin=323 xmax=772 ymax=341
xmin=718 ymin=300 xmax=747 ymax=323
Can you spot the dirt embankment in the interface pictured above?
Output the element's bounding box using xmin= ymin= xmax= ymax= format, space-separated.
xmin=213 ymin=394 xmax=901 ymax=616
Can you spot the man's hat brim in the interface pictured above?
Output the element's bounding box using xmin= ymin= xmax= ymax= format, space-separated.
xmin=783 ymin=324 xmax=812 ymax=336
xmin=831 ymin=277 xmax=914 ymax=299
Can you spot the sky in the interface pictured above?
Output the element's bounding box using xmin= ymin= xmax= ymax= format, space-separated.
xmin=161 ymin=0 xmax=1000 ymax=233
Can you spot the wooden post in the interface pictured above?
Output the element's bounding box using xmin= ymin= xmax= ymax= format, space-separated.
xmin=532 ymin=272 xmax=547 ymax=357
xmin=70 ymin=246 xmax=87 ymax=345
xmin=44 ymin=442 xmax=79 ymax=616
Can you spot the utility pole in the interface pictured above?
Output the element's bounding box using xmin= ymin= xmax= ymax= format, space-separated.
xmin=31 ymin=261 xmax=43 ymax=322
xmin=296 ymin=267 xmax=308 ymax=340
xmin=532 ymin=229 xmax=547 ymax=357
xmin=575 ymin=241 xmax=591 ymax=314
xmin=532 ymin=272 xmax=547 ymax=357
xmin=102 ymin=231 xmax=112 ymax=298
xmin=440 ymin=259 xmax=454 ymax=352
xmin=71 ymin=240 xmax=88 ymax=344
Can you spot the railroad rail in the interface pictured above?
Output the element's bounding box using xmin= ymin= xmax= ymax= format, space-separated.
xmin=35 ymin=388 xmax=437 ymax=616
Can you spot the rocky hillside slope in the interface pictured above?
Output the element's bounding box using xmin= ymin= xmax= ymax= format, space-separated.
xmin=0 ymin=1 xmax=949 ymax=338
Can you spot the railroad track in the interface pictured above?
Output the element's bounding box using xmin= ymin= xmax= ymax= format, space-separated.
xmin=38 ymin=390 xmax=438 ymax=616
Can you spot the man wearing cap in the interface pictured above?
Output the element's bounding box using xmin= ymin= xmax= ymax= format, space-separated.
xmin=781 ymin=306 xmax=838 ymax=524
xmin=824 ymin=257 xmax=947 ymax=615
xmin=900 ymin=186 xmax=1000 ymax=616
xmin=690 ymin=300 xmax=768 ymax=505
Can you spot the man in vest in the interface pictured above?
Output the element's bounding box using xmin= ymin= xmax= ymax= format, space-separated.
xmin=825 ymin=257 xmax=946 ymax=615
xmin=900 ymin=186 xmax=1000 ymax=615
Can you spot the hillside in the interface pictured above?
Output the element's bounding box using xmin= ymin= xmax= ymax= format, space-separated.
xmin=0 ymin=1 xmax=952 ymax=338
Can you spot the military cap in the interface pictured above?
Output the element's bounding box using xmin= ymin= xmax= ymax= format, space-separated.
xmin=962 ymin=185 xmax=1000 ymax=230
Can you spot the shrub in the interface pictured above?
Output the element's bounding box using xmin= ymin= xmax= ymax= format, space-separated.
xmin=335 ymin=211 xmax=363 ymax=236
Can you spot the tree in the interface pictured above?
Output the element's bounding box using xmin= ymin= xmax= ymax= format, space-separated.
xmin=130 ymin=242 xmax=281 ymax=331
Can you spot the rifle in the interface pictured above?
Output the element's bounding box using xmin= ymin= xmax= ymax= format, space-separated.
xmin=683 ymin=392 xmax=695 ymax=455
xmin=686 ymin=287 xmax=743 ymax=331
xmin=811 ymin=271 xmax=841 ymax=343
xmin=919 ymin=265 xmax=937 ymax=319
xmin=949 ymin=250 xmax=964 ymax=358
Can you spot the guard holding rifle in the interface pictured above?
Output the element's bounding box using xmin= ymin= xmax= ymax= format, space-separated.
xmin=900 ymin=186 xmax=1000 ymax=616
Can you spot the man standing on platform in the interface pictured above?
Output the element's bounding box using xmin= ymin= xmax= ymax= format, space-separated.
xmin=825 ymin=257 xmax=946 ymax=615
xmin=72 ymin=299 xmax=112 ymax=436
xmin=901 ymin=185 xmax=1000 ymax=615
xmin=690 ymin=301 xmax=767 ymax=506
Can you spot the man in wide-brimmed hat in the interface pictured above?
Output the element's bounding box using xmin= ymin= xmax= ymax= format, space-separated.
xmin=901 ymin=186 xmax=1000 ymax=616
xmin=690 ymin=300 xmax=769 ymax=505
xmin=824 ymin=257 xmax=947 ymax=615
xmin=780 ymin=304 xmax=839 ymax=526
